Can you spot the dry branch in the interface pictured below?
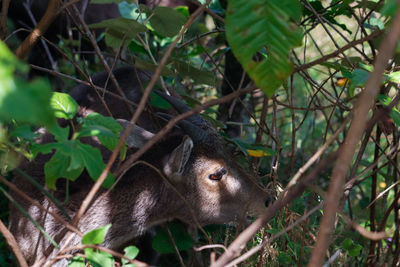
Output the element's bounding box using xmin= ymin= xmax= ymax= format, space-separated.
xmin=0 ymin=219 xmax=28 ymax=267
xmin=0 ymin=0 xmax=10 ymax=39
xmin=15 ymin=0 xmax=61 ymax=59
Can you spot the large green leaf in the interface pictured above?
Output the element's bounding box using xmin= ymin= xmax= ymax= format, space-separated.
xmin=80 ymin=113 xmax=122 ymax=151
xmin=82 ymin=224 xmax=114 ymax=267
xmin=44 ymin=147 xmax=84 ymax=190
xmin=89 ymin=18 xmax=147 ymax=48
xmin=42 ymin=140 xmax=114 ymax=189
xmin=0 ymin=41 xmax=54 ymax=126
xmin=75 ymin=142 xmax=114 ymax=188
xmin=172 ymin=60 xmax=217 ymax=86
xmin=226 ymin=0 xmax=303 ymax=96
xmin=0 ymin=79 xmax=55 ymax=126
xmin=50 ymin=92 xmax=78 ymax=120
xmin=149 ymin=6 xmax=187 ymax=37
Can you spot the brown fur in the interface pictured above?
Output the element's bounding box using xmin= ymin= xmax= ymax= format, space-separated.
xmin=8 ymin=67 xmax=270 ymax=266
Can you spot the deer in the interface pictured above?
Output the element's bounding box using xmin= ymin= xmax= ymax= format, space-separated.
xmin=8 ymin=66 xmax=271 ymax=266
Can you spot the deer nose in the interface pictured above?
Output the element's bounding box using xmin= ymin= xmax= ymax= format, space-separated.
xmin=265 ymin=195 xmax=272 ymax=207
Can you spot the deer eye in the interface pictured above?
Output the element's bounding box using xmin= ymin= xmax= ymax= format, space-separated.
xmin=208 ymin=168 xmax=227 ymax=181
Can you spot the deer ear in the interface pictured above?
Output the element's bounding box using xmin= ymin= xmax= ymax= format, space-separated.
xmin=117 ymin=119 xmax=154 ymax=148
xmin=164 ymin=135 xmax=193 ymax=183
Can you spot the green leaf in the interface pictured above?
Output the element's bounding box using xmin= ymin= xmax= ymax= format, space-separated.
xmin=78 ymin=125 xmax=116 ymax=138
xmin=84 ymin=113 xmax=122 ymax=133
xmin=0 ymin=41 xmax=28 ymax=77
xmin=0 ymin=78 xmax=55 ymax=126
xmin=119 ymin=2 xmax=147 ymax=22
xmin=81 ymin=113 xmax=122 ymax=150
xmin=341 ymin=238 xmax=362 ymax=257
xmin=31 ymin=142 xmax=63 ymax=157
xmin=149 ymin=92 xmax=172 ymax=109
xmin=90 ymin=18 xmax=147 ymax=48
xmin=44 ymin=148 xmax=84 ymax=190
xmin=152 ymin=222 xmax=193 ymax=254
xmin=68 ymin=256 xmax=85 ymax=267
xmin=75 ymin=142 xmax=114 ymax=188
xmin=84 ymin=248 xmax=114 ymax=267
xmin=381 ymin=0 xmax=398 ymax=17
xmin=341 ymin=238 xmax=353 ymax=250
xmin=387 ymin=71 xmax=400 ymax=83
xmin=176 ymin=6 xmax=190 ymax=18
xmin=41 ymin=139 xmax=113 ymax=189
xmin=377 ymin=94 xmax=392 ymax=106
xmin=226 ymin=0 xmax=303 ymax=96
xmin=365 ymin=17 xmax=385 ymax=30
xmin=50 ymin=92 xmax=78 ymax=120
xmin=48 ymin=124 xmax=70 ymax=142
xmin=351 ymin=69 xmax=370 ymax=86
xmin=122 ymin=246 xmax=139 ymax=266
xmin=10 ymin=125 xmax=38 ymax=141
xmin=149 ymin=6 xmax=187 ymax=37
xmin=82 ymin=224 xmax=112 ymax=245
xmin=172 ymin=60 xmax=217 ymax=86
xmin=390 ymin=109 xmax=400 ymax=126
xmin=348 ymin=244 xmax=362 ymax=257
xmin=376 ymin=95 xmax=400 ymax=125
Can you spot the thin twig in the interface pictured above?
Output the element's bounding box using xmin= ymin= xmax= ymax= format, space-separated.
xmin=0 ymin=219 xmax=28 ymax=267
xmin=15 ymin=0 xmax=61 ymax=59
xmin=0 ymin=0 xmax=10 ymax=40
xmin=0 ymin=175 xmax=81 ymax=236
xmin=294 ymin=30 xmax=382 ymax=73
xmin=166 ymin=225 xmax=186 ymax=267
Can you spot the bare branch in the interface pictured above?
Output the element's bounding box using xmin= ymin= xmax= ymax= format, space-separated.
xmin=0 ymin=219 xmax=28 ymax=267
xmin=15 ymin=0 xmax=61 ymax=59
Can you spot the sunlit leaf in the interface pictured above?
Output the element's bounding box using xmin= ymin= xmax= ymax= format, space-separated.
xmin=50 ymin=92 xmax=78 ymax=120
xmin=82 ymin=224 xmax=112 ymax=245
xmin=84 ymin=248 xmax=114 ymax=267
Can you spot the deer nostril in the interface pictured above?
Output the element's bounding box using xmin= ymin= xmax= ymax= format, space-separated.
xmin=265 ymin=196 xmax=272 ymax=207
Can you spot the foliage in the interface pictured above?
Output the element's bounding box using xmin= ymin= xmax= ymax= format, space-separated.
xmin=1 ymin=0 xmax=400 ymax=266
xmin=226 ymin=0 xmax=303 ymax=96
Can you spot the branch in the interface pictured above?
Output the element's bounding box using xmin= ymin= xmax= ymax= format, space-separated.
xmin=15 ymin=0 xmax=61 ymax=59
xmin=0 ymin=0 xmax=10 ymax=40
xmin=294 ymin=30 xmax=382 ymax=73
xmin=0 ymin=219 xmax=28 ymax=267
xmin=307 ymin=8 xmax=400 ymax=266
xmin=0 ymin=175 xmax=81 ymax=236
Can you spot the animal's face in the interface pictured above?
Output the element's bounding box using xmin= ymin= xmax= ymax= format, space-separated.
xmin=164 ymin=141 xmax=269 ymax=225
